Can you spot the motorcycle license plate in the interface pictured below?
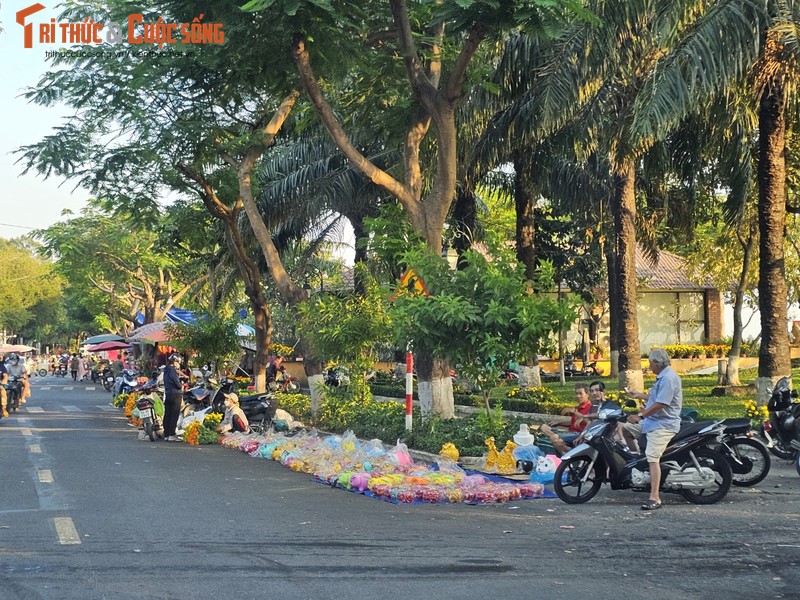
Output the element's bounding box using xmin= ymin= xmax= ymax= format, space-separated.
xmin=139 ymin=408 xmax=153 ymax=419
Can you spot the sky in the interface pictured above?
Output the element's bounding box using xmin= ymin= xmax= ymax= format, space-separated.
xmin=0 ymin=2 xmax=93 ymax=241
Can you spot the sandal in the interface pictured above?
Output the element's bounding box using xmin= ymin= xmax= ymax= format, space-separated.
xmin=641 ymin=499 xmax=662 ymax=510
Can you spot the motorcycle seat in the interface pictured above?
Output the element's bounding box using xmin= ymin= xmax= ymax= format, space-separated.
xmin=187 ymin=387 xmax=211 ymax=401
xmin=672 ymin=420 xmax=716 ymax=442
xmin=720 ymin=417 xmax=752 ymax=435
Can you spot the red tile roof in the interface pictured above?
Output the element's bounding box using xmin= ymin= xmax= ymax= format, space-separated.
xmin=636 ymin=246 xmax=712 ymax=290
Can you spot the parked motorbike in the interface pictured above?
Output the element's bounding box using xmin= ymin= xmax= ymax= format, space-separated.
xmin=116 ymin=368 xmax=139 ymax=396
xmin=553 ymin=404 xmax=732 ymax=505
xmin=324 ymin=365 xmax=350 ymax=387
xmin=101 ymin=368 xmax=115 ymax=392
xmin=4 ymin=376 xmax=24 ymax=412
xmin=708 ymin=418 xmax=771 ymax=487
xmin=135 ymin=379 xmax=164 ymax=442
xmin=761 ymin=376 xmax=800 ymax=460
xmin=563 ymin=354 xmax=600 ymax=378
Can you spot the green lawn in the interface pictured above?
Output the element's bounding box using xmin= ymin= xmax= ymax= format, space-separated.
xmin=520 ymin=369 xmax=790 ymax=419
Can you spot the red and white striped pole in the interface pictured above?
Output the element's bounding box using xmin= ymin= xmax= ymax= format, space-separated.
xmin=405 ymin=350 xmax=413 ymax=432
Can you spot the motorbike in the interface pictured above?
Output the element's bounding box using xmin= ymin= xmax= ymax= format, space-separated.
xmin=116 ymin=368 xmax=139 ymax=396
xmin=269 ymin=368 xmax=299 ymax=393
xmin=101 ymin=368 xmax=116 ymax=392
xmin=563 ymin=354 xmax=600 ymax=378
xmin=324 ymin=365 xmax=350 ymax=387
xmin=56 ymin=361 xmax=68 ymax=377
xmin=707 ymin=418 xmax=771 ymax=487
xmin=761 ymin=376 xmax=800 ymax=460
xmin=553 ymin=404 xmax=732 ymax=505
xmin=4 ymin=376 xmax=24 ymax=412
xmin=135 ymin=379 xmax=164 ymax=442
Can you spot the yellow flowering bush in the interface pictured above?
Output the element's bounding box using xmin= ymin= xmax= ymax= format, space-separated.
xmin=744 ymin=400 xmax=769 ymax=423
xmin=203 ymin=412 xmax=223 ymax=429
xmin=123 ymin=393 xmax=141 ymax=426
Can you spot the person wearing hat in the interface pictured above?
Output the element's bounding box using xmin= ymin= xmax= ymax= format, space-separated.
xmin=216 ymin=392 xmax=249 ymax=434
xmin=162 ymin=353 xmax=184 ymax=441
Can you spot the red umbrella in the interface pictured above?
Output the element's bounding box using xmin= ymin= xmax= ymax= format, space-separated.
xmin=86 ymin=340 xmax=132 ymax=352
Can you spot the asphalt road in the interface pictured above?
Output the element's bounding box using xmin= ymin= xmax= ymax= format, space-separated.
xmin=1 ymin=376 xmax=799 ymax=600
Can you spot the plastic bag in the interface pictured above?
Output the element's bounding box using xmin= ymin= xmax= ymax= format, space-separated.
xmin=513 ymin=444 xmax=544 ymax=463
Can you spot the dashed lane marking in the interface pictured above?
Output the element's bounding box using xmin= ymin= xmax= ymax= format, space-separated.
xmin=25 ymin=406 xmax=44 ymax=413
xmin=29 ymin=444 xmax=42 ymax=453
xmin=85 ymin=386 xmax=96 ymax=391
xmin=63 ymin=386 xmax=74 ymax=390
xmin=38 ymin=470 xmax=54 ymax=483
xmin=53 ymin=517 xmax=81 ymax=545
xmin=63 ymin=406 xmax=81 ymax=412
xmin=39 ymin=386 xmax=52 ymax=390
xmin=96 ymin=405 xmax=117 ymax=412
xmin=20 ymin=428 xmax=33 ymax=437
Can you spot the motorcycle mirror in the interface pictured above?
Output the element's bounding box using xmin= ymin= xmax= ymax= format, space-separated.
xmin=792 ymin=390 xmax=799 ymax=398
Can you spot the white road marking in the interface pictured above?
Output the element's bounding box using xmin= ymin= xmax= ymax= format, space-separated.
xmin=53 ymin=517 xmax=81 ymax=545
xmin=63 ymin=386 xmax=74 ymax=390
xmin=25 ymin=407 xmax=44 ymax=413
xmin=29 ymin=444 xmax=42 ymax=453
xmin=20 ymin=428 xmax=33 ymax=437
xmin=39 ymin=386 xmax=52 ymax=390
xmin=38 ymin=469 xmax=54 ymax=483
xmin=85 ymin=387 xmax=96 ymax=391
xmin=96 ymin=405 xmax=116 ymax=412
xmin=63 ymin=406 xmax=81 ymax=412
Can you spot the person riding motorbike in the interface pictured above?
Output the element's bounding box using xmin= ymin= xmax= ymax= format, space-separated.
xmin=5 ymin=353 xmax=30 ymax=405
xmin=266 ymin=356 xmax=285 ymax=390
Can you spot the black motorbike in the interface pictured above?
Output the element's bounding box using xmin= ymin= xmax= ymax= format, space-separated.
xmin=211 ymin=377 xmax=279 ymax=434
xmin=101 ymin=368 xmax=115 ymax=392
xmin=56 ymin=361 xmax=68 ymax=377
xmin=554 ymin=404 xmax=732 ymax=505
xmin=761 ymin=376 xmax=800 ymax=460
xmin=324 ymin=365 xmax=350 ymax=387
xmin=708 ymin=418 xmax=771 ymax=487
xmin=4 ymin=376 xmax=24 ymax=412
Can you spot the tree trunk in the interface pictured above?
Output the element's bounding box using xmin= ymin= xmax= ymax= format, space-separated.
xmin=756 ymin=81 xmax=791 ymax=403
xmin=612 ymin=162 xmax=643 ymax=391
xmin=605 ymin=223 xmax=620 ymax=378
xmin=514 ymin=151 xmax=537 ymax=280
xmin=726 ymin=223 xmax=755 ymax=387
xmin=415 ymin=352 xmax=454 ymax=420
xmin=452 ymin=182 xmax=477 ymax=269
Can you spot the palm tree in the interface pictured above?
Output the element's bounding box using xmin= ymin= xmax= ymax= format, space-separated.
xmin=630 ymin=0 xmax=800 ymax=400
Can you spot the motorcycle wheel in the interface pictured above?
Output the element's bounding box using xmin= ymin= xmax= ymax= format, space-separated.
xmin=795 ymin=453 xmax=800 ymax=477
xmin=678 ymin=448 xmax=732 ymax=504
xmin=726 ymin=438 xmax=771 ymax=487
xmin=285 ymin=381 xmax=299 ymax=392
xmin=553 ymin=457 xmax=602 ymax=504
xmin=767 ymin=438 xmax=798 ymax=461
xmin=37 ymin=369 xmax=48 ymax=377
xmin=143 ymin=418 xmax=156 ymax=442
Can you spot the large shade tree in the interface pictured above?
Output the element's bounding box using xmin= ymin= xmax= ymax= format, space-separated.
xmin=284 ymin=0 xmax=587 ymax=416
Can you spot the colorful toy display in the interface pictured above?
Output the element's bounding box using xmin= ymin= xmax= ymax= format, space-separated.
xmin=218 ymin=430 xmax=550 ymax=505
